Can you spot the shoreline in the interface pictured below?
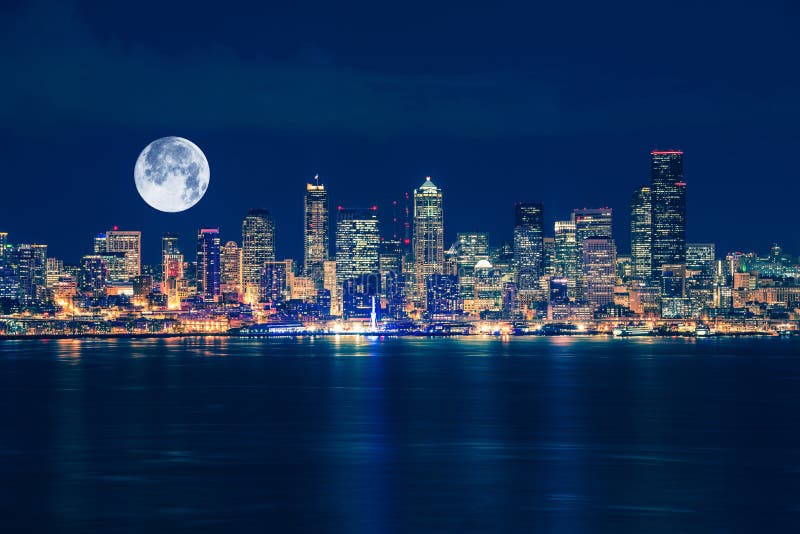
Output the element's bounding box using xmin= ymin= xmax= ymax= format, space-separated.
xmin=0 ymin=331 xmax=788 ymax=341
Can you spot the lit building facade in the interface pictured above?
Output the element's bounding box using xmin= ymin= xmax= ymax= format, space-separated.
xmin=630 ymin=185 xmax=652 ymax=280
xmin=455 ymin=232 xmax=489 ymax=299
xmin=106 ymin=230 xmax=141 ymax=280
xmin=582 ymin=237 xmax=616 ymax=310
xmin=651 ymin=150 xmax=686 ymax=279
xmin=513 ymin=202 xmax=544 ymax=290
xmin=303 ymin=178 xmax=329 ymax=284
xmin=413 ymin=177 xmax=444 ymax=304
xmin=196 ymin=228 xmax=221 ymax=302
xmin=554 ymin=220 xmax=579 ymax=299
xmin=335 ymin=207 xmax=380 ymax=284
xmin=242 ymin=209 xmax=275 ymax=303
xmin=220 ymin=241 xmax=242 ymax=296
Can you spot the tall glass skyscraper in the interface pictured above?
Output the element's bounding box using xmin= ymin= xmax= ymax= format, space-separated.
xmin=241 ymin=209 xmax=275 ymax=302
xmin=14 ymin=243 xmax=47 ymax=304
xmin=630 ymin=186 xmax=652 ymax=280
xmin=513 ymin=202 xmax=544 ymax=290
xmin=335 ymin=207 xmax=380 ymax=283
xmin=196 ymin=228 xmax=221 ymax=302
xmin=303 ymin=178 xmax=329 ymax=283
xmin=413 ymin=177 xmax=444 ymax=303
xmin=651 ymin=150 xmax=686 ymax=279
xmin=554 ymin=220 xmax=579 ymax=299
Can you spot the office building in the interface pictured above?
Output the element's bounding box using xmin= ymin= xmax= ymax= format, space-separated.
xmin=303 ymin=178 xmax=329 ymax=283
xmin=242 ymin=209 xmax=275 ymax=302
xmin=582 ymin=237 xmax=616 ymax=310
xmin=651 ymin=150 xmax=686 ymax=279
xmin=196 ymin=228 xmax=221 ymax=302
xmin=106 ymin=229 xmax=141 ymax=280
xmin=335 ymin=207 xmax=380 ymax=283
xmin=630 ymin=185 xmax=652 ymax=280
xmin=513 ymin=202 xmax=544 ymax=290
xmin=220 ymin=241 xmax=242 ymax=295
xmin=413 ymin=177 xmax=444 ymax=303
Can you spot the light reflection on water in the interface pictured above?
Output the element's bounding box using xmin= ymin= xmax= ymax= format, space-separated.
xmin=1 ymin=336 xmax=799 ymax=532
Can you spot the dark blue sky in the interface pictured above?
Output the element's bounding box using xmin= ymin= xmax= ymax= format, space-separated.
xmin=1 ymin=0 xmax=799 ymax=264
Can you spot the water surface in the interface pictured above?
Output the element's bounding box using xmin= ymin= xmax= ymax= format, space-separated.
xmin=1 ymin=336 xmax=799 ymax=532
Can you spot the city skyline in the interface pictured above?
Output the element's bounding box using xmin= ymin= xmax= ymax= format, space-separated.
xmin=2 ymin=147 xmax=795 ymax=268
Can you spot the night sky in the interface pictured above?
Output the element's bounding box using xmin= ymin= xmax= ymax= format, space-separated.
xmin=2 ymin=0 xmax=799 ymax=265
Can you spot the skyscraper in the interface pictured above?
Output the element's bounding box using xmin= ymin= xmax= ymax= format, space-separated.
xmin=162 ymin=234 xmax=184 ymax=310
xmin=573 ymin=208 xmax=612 ymax=300
xmin=196 ymin=228 xmax=221 ymax=302
xmin=220 ymin=241 xmax=242 ymax=296
xmin=573 ymin=208 xmax=613 ymax=242
xmin=241 ymin=209 xmax=275 ymax=303
xmin=582 ymin=237 xmax=616 ymax=310
xmin=413 ymin=177 xmax=444 ymax=303
xmin=650 ymin=150 xmax=686 ymax=279
xmin=513 ymin=202 xmax=544 ymax=290
xmin=14 ymin=244 xmax=47 ymax=304
xmin=0 ymin=232 xmax=7 ymax=258
xmin=335 ymin=207 xmax=380 ymax=283
xmin=303 ymin=178 xmax=329 ymax=283
xmin=454 ymin=232 xmax=489 ymax=299
xmin=630 ymin=186 xmax=652 ymax=280
xmin=105 ymin=230 xmax=141 ymax=280
xmin=554 ymin=220 xmax=579 ymax=298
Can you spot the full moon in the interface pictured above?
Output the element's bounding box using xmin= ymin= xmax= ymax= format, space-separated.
xmin=134 ymin=136 xmax=210 ymax=212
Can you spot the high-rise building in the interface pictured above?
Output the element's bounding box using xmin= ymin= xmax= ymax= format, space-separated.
xmin=686 ymin=243 xmax=715 ymax=311
xmin=242 ymin=209 xmax=275 ymax=303
xmin=651 ymin=150 xmax=686 ymax=279
xmin=335 ymin=207 xmax=380 ymax=283
xmin=379 ymin=239 xmax=405 ymax=318
xmin=45 ymin=257 xmax=63 ymax=289
xmin=303 ymin=178 xmax=329 ymax=283
xmin=513 ymin=202 xmax=544 ymax=290
xmin=413 ymin=177 xmax=444 ymax=303
xmin=426 ymin=274 xmax=461 ymax=316
xmin=582 ymin=237 xmax=616 ymax=310
xmin=554 ymin=220 xmax=579 ymax=298
xmin=93 ymin=233 xmax=107 ymax=254
xmin=196 ymin=228 xmax=221 ymax=302
xmin=323 ymin=260 xmax=341 ymax=316
xmin=573 ymin=208 xmax=612 ymax=299
xmin=0 ymin=232 xmax=7 ymax=258
xmin=686 ymin=243 xmax=715 ymax=273
xmin=542 ymin=237 xmax=556 ymax=277
xmin=574 ymin=208 xmax=613 ymax=242
xmin=162 ymin=232 xmax=179 ymax=256
xmin=13 ymin=244 xmax=48 ymax=304
xmin=106 ymin=230 xmax=141 ymax=280
xmin=630 ymin=186 xmax=652 ymax=280
xmin=261 ymin=260 xmax=290 ymax=305
xmin=79 ymin=255 xmax=107 ymax=295
xmin=220 ymin=241 xmax=242 ymax=296
xmin=161 ymin=232 xmax=184 ymax=307
xmin=454 ymin=232 xmax=489 ymax=299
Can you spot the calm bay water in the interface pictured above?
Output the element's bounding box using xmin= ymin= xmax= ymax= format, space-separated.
xmin=1 ymin=336 xmax=799 ymax=532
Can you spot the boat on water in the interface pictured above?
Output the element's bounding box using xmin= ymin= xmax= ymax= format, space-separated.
xmin=694 ymin=324 xmax=711 ymax=337
xmin=612 ymin=324 xmax=654 ymax=337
